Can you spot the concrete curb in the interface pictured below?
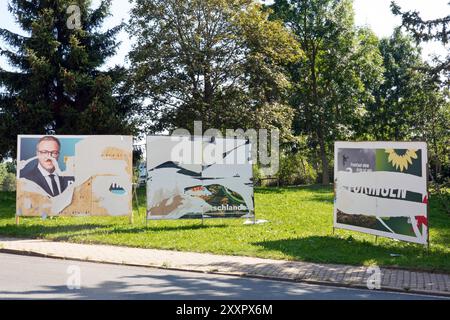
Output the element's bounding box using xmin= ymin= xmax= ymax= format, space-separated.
xmin=1 ymin=247 xmax=449 ymax=299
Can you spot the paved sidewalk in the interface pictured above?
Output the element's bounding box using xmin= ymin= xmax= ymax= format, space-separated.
xmin=0 ymin=237 xmax=449 ymax=297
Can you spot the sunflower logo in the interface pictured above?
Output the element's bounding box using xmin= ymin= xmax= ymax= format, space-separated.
xmin=385 ymin=149 xmax=418 ymax=172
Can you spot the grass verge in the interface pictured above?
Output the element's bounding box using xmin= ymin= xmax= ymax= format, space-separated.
xmin=0 ymin=185 xmax=449 ymax=273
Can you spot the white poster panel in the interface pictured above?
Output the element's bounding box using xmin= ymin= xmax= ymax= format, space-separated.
xmin=146 ymin=135 xmax=254 ymax=219
xmin=334 ymin=141 xmax=428 ymax=245
xmin=16 ymin=135 xmax=133 ymax=217
xmin=201 ymin=136 xmax=254 ymax=217
xmin=146 ymin=136 xmax=204 ymax=219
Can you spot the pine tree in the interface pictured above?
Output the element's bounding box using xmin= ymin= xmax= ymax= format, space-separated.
xmin=0 ymin=0 xmax=137 ymax=160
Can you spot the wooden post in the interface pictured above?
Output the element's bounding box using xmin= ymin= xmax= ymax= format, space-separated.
xmin=15 ymin=216 xmax=20 ymax=226
xmin=143 ymin=187 xmax=148 ymax=228
xmin=135 ymin=185 xmax=140 ymax=214
xmin=332 ymin=179 xmax=336 ymax=236
xmin=252 ymin=193 xmax=256 ymax=225
xmin=426 ymin=163 xmax=430 ymax=252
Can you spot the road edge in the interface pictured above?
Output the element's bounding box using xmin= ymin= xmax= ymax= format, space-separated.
xmin=1 ymin=247 xmax=448 ymax=299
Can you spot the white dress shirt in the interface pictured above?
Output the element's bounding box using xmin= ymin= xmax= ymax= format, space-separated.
xmin=37 ymin=163 xmax=61 ymax=195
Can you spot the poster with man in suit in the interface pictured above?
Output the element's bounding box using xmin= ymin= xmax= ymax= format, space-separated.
xmin=20 ymin=136 xmax=75 ymax=197
xmin=16 ymin=135 xmax=133 ymax=217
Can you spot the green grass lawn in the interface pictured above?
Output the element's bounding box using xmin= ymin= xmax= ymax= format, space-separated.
xmin=0 ymin=185 xmax=449 ymax=273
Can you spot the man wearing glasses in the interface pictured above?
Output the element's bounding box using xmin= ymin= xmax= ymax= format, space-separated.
xmin=21 ymin=136 xmax=74 ymax=197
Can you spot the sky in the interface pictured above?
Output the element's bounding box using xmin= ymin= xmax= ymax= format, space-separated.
xmin=0 ymin=0 xmax=448 ymax=70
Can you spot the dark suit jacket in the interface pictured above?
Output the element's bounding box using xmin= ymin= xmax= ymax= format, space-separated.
xmin=20 ymin=164 xmax=75 ymax=197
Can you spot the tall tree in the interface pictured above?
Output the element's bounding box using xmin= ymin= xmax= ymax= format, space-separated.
xmin=0 ymin=0 xmax=137 ymax=160
xmin=365 ymin=29 xmax=426 ymax=140
xmin=127 ymin=0 xmax=301 ymax=139
xmin=365 ymin=29 xmax=450 ymax=181
xmin=390 ymin=1 xmax=450 ymax=181
xmin=415 ymin=85 xmax=450 ymax=182
xmin=391 ymin=1 xmax=450 ymax=86
xmin=270 ymin=0 xmax=384 ymax=184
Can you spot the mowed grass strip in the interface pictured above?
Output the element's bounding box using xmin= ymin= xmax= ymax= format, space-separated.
xmin=0 ymin=186 xmax=449 ymax=273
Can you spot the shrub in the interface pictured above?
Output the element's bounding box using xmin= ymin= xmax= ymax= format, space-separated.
xmin=277 ymin=152 xmax=318 ymax=186
xmin=0 ymin=162 xmax=16 ymax=192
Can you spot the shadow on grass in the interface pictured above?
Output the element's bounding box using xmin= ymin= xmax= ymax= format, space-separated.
xmin=0 ymin=221 xmax=229 ymax=242
xmin=254 ymin=187 xmax=286 ymax=194
xmin=255 ymin=184 xmax=333 ymax=194
xmin=40 ymin=223 xmax=229 ymax=243
xmin=295 ymin=184 xmax=333 ymax=192
xmin=0 ymin=223 xmax=107 ymax=238
xmin=252 ymin=235 xmax=450 ymax=272
xmin=306 ymin=194 xmax=334 ymax=202
xmin=105 ymin=223 xmax=229 ymax=234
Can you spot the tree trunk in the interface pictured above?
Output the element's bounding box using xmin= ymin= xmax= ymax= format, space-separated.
xmin=432 ymin=126 xmax=442 ymax=180
xmin=318 ymin=132 xmax=330 ymax=185
xmin=309 ymin=43 xmax=329 ymax=185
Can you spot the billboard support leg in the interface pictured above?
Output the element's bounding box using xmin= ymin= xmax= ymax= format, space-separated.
xmin=131 ymin=183 xmax=140 ymax=225
xmin=252 ymin=193 xmax=256 ymax=225
xmin=426 ymin=165 xmax=430 ymax=253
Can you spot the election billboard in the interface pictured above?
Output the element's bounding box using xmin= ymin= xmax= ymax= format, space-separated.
xmin=16 ymin=135 xmax=133 ymax=217
xmin=146 ymin=135 xmax=254 ymax=220
xmin=334 ymin=141 xmax=428 ymax=245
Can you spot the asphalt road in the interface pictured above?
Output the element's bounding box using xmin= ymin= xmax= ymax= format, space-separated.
xmin=0 ymin=253 xmax=447 ymax=300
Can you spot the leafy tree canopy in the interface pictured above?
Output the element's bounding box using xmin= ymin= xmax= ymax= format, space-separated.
xmin=127 ymin=0 xmax=301 ymax=141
